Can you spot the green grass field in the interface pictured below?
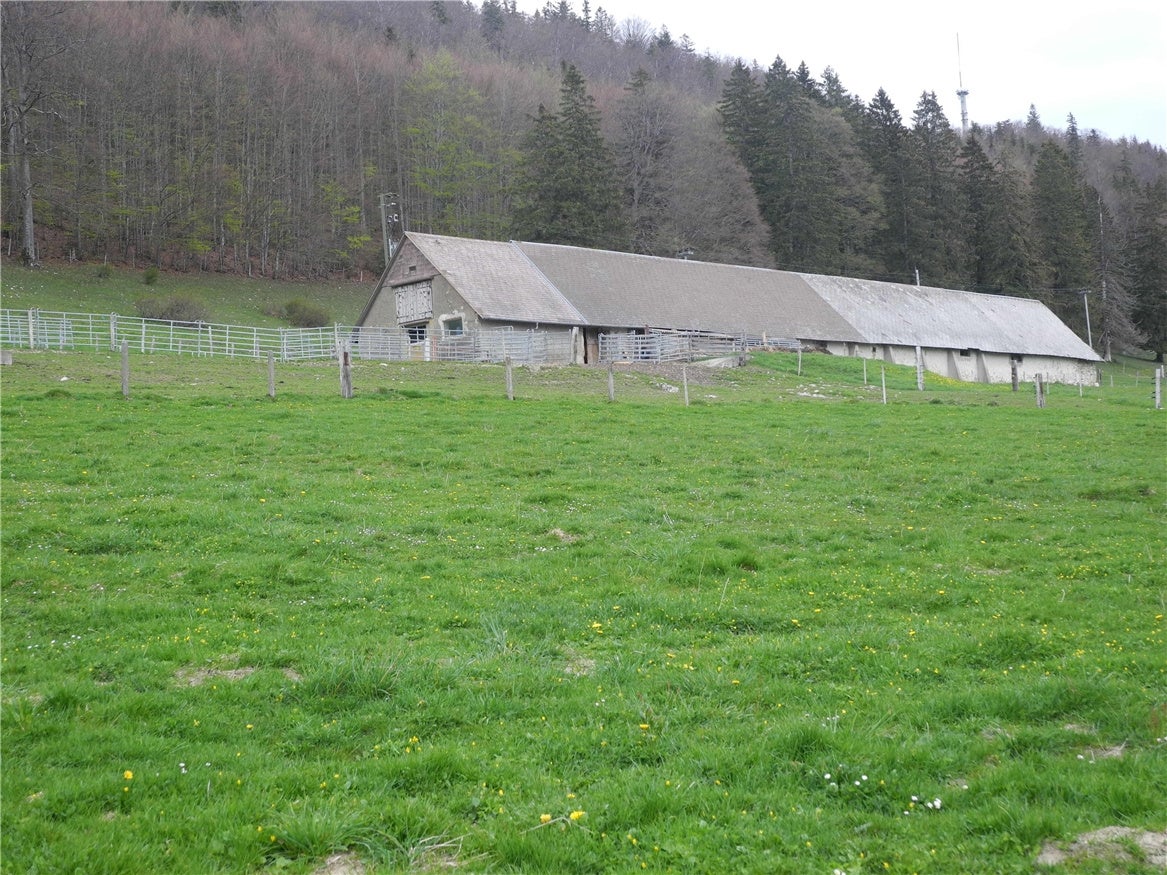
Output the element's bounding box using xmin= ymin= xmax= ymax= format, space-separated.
xmin=2 ymin=345 xmax=1164 ymax=874
xmin=0 ymin=262 xmax=372 ymax=327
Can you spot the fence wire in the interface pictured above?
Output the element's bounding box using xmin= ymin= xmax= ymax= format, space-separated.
xmin=1 ymin=309 xmax=572 ymax=366
xmin=2 ymin=309 xmax=799 ymax=367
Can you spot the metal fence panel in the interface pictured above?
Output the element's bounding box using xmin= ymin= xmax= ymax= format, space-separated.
xmin=1 ymin=309 xmax=577 ymax=366
xmin=598 ymin=330 xmax=796 ymax=363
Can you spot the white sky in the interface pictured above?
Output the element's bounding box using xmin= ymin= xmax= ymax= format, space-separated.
xmin=512 ymin=0 xmax=1167 ymax=146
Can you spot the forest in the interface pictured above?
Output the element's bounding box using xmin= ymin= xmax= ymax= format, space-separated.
xmin=2 ymin=0 xmax=1165 ymax=358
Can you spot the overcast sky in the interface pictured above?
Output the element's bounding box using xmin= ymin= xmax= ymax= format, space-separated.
xmin=513 ymin=0 xmax=1166 ymax=147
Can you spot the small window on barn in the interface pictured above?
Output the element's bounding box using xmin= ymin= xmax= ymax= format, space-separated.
xmin=406 ymin=324 xmax=427 ymax=343
xmin=408 ymin=264 xmax=418 ymax=274
xmin=443 ymin=317 xmax=464 ymax=336
xmin=960 ymin=349 xmax=972 ymax=358
xmin=1010 ymin=353 xmax=1024 ymax=363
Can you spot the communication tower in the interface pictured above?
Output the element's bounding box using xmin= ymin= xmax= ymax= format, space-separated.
xmin=956 ymin=34 xmax=969 ymax=137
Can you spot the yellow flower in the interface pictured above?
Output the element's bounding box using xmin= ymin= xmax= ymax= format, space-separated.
xmin=639 ymin=723 xmax=650 ymax=731
xmin=569 ymin=810 xmax=585 ymax=821
xmin=123 ymin=770 xmax=133 ymax=781
xmin=540 ymin=814 xmax=552 ymax=824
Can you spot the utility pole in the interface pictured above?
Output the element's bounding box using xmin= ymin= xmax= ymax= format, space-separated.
xmin=1079 ymin=290 xmax=1092 ymax=350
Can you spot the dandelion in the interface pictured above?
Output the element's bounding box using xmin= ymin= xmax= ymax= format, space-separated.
xmin=123 ymin=770 xmax=134 ymax=781
xmin=540 ymin=814 xmax=552 ymax=824
xmin=569 ymin=810 xmax=585 ymax=821
xmin=639 ymin=723 xmax=650 ymax=731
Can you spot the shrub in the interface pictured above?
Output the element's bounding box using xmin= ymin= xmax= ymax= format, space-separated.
xmin=135 ymin=295 xmax=211 ymax=325
xmin=94 ymin=263 xmax=113 ymax=280
xmin=142 ymin=266 xmax=160 ymax=285
xmin=283 ymin=299 xmax=331 ymax=328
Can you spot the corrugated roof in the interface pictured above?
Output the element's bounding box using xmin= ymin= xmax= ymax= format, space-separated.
xmin=515 ymin=241 xmax=863 ymax=341
xmin=804 ymin=275 xmax=1100 ymax=360
xmin=407 ymin=234 xmax=585 ymax=325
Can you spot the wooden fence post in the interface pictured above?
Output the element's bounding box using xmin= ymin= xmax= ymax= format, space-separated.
xmin=339 ymin=343 xmax=353 ymax=398
xmin=1034 ymin=373 xmax=1045 ymax=408
xmin=1011 ymin=361 xmax=1019 ymax=392
xmin=881 ymin=364 xmax=887 ymax=405
xmin=607 ymin=361 xmax=615 ymax=402
xmin=915 ymin=346 xmax=925 ymax=391
xmin=1155 ymin=367 xmax=1162 ymax=410
xmin=120 ymin=340 xmax=130 ymax=399
xmin=267 ymin=353 xmax=276 ymax=400
xmin=505 ymin=355 xmax=514 ymax=400
xmin=682 ymin=366 xmax=689 ymax=406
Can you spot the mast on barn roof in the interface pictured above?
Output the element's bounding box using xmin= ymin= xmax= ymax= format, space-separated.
xmin=379 ymin=193 xmax=404 ymax=265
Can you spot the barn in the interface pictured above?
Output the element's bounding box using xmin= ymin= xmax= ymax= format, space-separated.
xmin=356 ymin=232 xmax=1101 ymax=385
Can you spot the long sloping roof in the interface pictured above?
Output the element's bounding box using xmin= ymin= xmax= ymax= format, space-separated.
xmin=515 ymin=241 xmax=863 ymax=342
xmin=804 ymin=275 xmax=1100 ymax=359
xmin=371 ymin=233 xmax=1099 ymax=361
xmin=407 ymin=234 xmax=585 ymax=325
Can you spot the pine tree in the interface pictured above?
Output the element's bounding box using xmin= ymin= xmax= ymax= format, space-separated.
xmin=960 ymin=136 xmax=1035 ymax=293
xmin=909 ymin=91 xmax=967 ymax=286
xmin=1031 ymin=141 xmax=1093 ymax=291
xmin=717 ymin=61 xmax=766 ymax=181
xmin=1130 ymin=177 xmax=1167 ymax=361
xmin=860 ymin=89 xmax=913 ymax=280
xmin=512 ymin=64 xmax=625 ymax=249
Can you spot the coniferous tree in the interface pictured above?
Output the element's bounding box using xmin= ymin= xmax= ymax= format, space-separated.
xmin=717 ymin=61 xmax=767 ymax=185
xmin=861 ymin=89 xmax=914 ymax=280
xmin=1129 ymin=177 xmax=1167 ymax=360
xmin=959 ymin=136 xmax=1035 ymax=293
xmin=1032 ymin=141 xmax=1093 ymax=291
xmin=512 ymin=64 xmax=624 ymax=249
xmin=909 ymin=91 xmax=967 ymax=286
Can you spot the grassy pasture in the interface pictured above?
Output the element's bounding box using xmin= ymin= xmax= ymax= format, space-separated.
xmin=1 ymin=348 xmax=1165 ymax=874
xmin=0 ymin=261 xmax=371 ymax=327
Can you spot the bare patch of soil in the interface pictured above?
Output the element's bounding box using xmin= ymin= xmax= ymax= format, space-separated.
xmin=312 ymin=853 xmax=365 ymax=875
xmin=1037 ymin=827 xmax=1167 ymax=869
xmin=175 ymin=666 xmax=256 ymax=687
xmin=175 ymin=662 xmax=302 ymax=687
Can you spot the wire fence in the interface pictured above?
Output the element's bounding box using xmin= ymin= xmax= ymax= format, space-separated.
xmin=598 ymin=330 xmax=798 ymax=362
xmin=1 ymin=309 xmax=801 ymax=367
xmin=0 ymin=309 xmax=574 ymax=365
